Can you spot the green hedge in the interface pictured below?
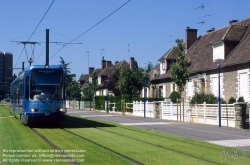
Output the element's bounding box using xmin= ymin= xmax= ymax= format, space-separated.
xmin=94 ymin=95 xmax=164 ymax=111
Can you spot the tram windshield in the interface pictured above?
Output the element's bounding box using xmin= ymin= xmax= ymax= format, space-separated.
xmin=30 ymin=69 xmax=63 ymax=101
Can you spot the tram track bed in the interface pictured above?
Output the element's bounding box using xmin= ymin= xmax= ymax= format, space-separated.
xmin=1 ymin=105 xmax=250 ymax=164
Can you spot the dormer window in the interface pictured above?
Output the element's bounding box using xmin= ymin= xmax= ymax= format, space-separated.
xmin=160 ymin=60 xmax=166 ymax=74
xmin=89 ymin=77 xmax=92 ymax=83
xmin=98 ymin=76 xmax=101 ymax=85
xmin=212 ymin=41 xmax=224 ymax=61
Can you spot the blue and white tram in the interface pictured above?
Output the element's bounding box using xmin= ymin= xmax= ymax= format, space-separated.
xmin=10 ymin=65 xmax=67 ymax=125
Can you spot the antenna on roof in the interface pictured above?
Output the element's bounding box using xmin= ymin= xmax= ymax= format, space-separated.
xmin=99 ymin=48 xmax=105 ymax=60
xmin=194 ymin=4 xmax=211 ymax=34
xmin=85 ymin=51 xmax=89 ymax=68
xmin=168 ymin=35 xmax=172 ymax=42
xmin=127 ymin=44 xmax=130 ymax=60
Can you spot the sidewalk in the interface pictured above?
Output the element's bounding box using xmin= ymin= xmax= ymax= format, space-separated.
xmin=67 ymin=108 xmax=250 ymax=150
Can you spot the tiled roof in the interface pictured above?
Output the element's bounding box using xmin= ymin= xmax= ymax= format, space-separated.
xmin=185 ymin=17 xmax=250 ymax=73
xmin=98 ymin=60 xmax=129 ymax=77
xmin=158 ymin=47 xmax=178 ymax=62
xmin=78 ymin=74 xmax=89 ymax=81
xmin=222 ymin=25 xmax=247 ymax=41
xmin=99 ymin=67 xmax=115 ymax=76
xmin=224 ymin=25 xmax=250 ymax=66
xmin=150 ymin=17 xmax=250 ymax=82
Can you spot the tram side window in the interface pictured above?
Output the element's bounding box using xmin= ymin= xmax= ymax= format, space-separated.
xmin=25 ymin=76 xmax=29 ymax=100
xmin=19 ymin=79 xmax=23 ymax=98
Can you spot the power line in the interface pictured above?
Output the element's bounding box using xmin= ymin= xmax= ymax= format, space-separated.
xmin=50 ymin=0 xmax=131 ymax=60
xmin=14 ymin=0 xmax=55 ymax=68
xmin=11 ymin=30 xmax=45 ymax=41
xmin=50 ymin=30 xmax=82 ymax=43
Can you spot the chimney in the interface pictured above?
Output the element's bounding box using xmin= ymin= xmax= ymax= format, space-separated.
xmin=101 ymin=56 xmax=106 ymax=70
xmin=185 ymin=27 xmax=197 ymax=50
xmin=229 ymin=20 xmax=238 ymax=25
xmin=89 ymin=67 xmax=94 ymax=75
xmin=106 ymin=61 xmax=112 ymax=68
xmin=130 ymin=57 xmax=134 ymax=70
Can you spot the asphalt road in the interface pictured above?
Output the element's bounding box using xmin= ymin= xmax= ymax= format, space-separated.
xmin=67 ymin=109 xmax=250 ymax=151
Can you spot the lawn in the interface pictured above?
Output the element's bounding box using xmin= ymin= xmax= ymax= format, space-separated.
xmin=1 ymin=105 xmax=249 ymax=165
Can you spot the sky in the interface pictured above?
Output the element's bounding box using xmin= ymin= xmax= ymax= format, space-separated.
xmin=1 ymin=0 xmax=250 ymax=80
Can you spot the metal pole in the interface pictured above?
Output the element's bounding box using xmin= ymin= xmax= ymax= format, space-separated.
xmin=78 ymin=87 xmax=80 ymax=110
xmin=90 ymin=89 xmax=92 ymax=111
xmin=218 ymin=63 xmax=221 ymax=127
xmin=144 ymin=75 xmax=146 ymax=118
xmin=106 ymin=80 xmax=109 ymax=113
xmin=46 ymin=29 xmax=49 ymax=66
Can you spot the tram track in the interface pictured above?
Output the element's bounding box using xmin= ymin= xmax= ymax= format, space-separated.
xmin=30 ymin=127 xmax=79 ymax=165
xmin=61 ymin=128 xmax=142 ymax=165
xmin=30 ymin=125 xmax=141 ymax=165
xmin=65 ymin=116 xmax=221 ymax=165
xmin=69 ymin=114 xmax=250 ymax=158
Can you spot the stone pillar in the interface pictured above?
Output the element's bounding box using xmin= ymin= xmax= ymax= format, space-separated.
xmin=234 ymin=103 xmax=248 ymax=129
xmin=153 ymin=101 xmax=162 ymax=119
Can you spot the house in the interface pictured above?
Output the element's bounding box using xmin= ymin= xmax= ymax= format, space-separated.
xmin=150 ymin=17 xmax=250 ymax=102
xmin=79 ymin=57 xmax=135 ymax=96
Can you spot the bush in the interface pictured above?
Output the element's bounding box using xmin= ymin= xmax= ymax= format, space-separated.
xmin=190 ymin=92 xmax=218 ymax=104
xmin=237 ymin=96 xmax=245 ymax=102
xmin=204 ymin=93 xmax=217 ymax=104
xmin=169 ymin=91 xmax=180 ymax=103
xmin=190 ymin=92 xmax=205 ymax=104
xmin=228 ymin=97 xmax=236 ymax=104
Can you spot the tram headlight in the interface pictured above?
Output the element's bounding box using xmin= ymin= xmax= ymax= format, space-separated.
xmin=30 ymin=108 xmax=38 ymax=112
xmin=57 ymin=108 xmax=64 ymax=112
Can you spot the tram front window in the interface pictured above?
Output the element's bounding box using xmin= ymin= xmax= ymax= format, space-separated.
xmin=30 ymin=69 xmax=63 ymax=101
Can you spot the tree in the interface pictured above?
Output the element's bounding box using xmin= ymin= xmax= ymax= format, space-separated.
xmin=145 ymin=61 xmax=154 ymax=87
xmin=89 ymin=71 xmax=99 ymax=97
xmin=115 ymin=60 xmax=153 ymax=97
xmin=170 ymin=39 xmax=190 ymax=98
xmin=59 ymin=56 xmax=76 ymax=82
xmin=67 ymin=80 xmax=79 ymax=99
xmin=59 ymin=56 xmax=77 ymax=99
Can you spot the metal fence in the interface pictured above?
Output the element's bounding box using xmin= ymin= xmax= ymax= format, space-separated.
xmin=65 ymin=99 xmax=238 ymax=128
xmin=131 ymin=101 xmax=236 ymax=127
xmin=66 ymin=100 xmax=91 ymax=110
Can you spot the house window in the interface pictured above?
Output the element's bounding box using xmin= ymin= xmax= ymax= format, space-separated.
xmin=171 ymin=84 xmax=175 ymax=93
xmin=159 ymin=86 xmax=163 ymax=97
xmin=160 ymin=60 xmax=166 ymax=74
xmin=238 ymin=72 xmax=248 ymax=101
xmin=212 ymin=77 xmax=222 ymax=97
xmin=200 ymin=79 xmax=205 ymax=93
xmin=98 ymin=76 xmax=101 ymax=85
xmin=89 ymin=77 xmax=92 ymax=83
xmin=212 ymin=42 xmax=224 ymax=61
xmin=187 ymin=81 xmax=194 ymax=97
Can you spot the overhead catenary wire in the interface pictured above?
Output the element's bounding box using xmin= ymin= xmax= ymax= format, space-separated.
xmin=50 ymin=30 xmax=82 ymax=44
xmin=50 ymin=0 xmax=131 ymax=60
xmin=14 ymin=0 xmax=55 ymax=68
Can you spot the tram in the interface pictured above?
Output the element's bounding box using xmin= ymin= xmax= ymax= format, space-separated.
xmin=10 ymin=65 xmax=66 ymax=125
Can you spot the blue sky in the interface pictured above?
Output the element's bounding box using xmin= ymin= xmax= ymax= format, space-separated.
xmin=1 ymin=0 xmax=250 ymax=80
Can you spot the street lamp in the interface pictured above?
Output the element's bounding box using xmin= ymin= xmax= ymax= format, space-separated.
xmin=78 ymin=84 xmax=81 ymax=110
xmin=143 ymin=71 xmax=146 ymax=118
xmin=215 ymin=58 xmax=223 ymax=127
xmin=106 ymin=78 xmax=110 ymax=113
